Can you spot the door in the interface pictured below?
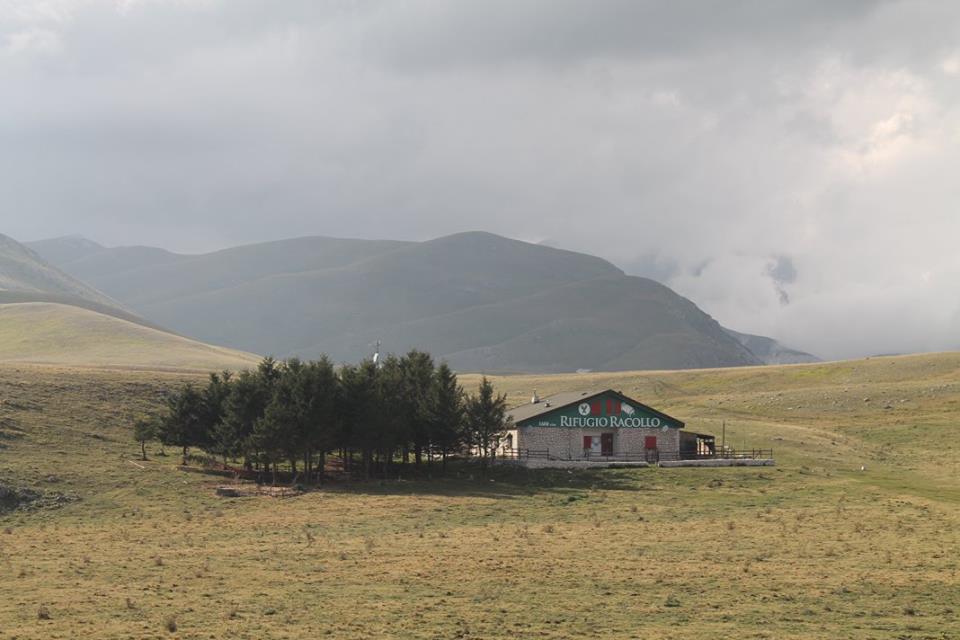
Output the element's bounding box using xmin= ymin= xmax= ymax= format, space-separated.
xmin=644 ymin=435 xmax=658 ymax=462
xmin=601 ymin=433 xmax=614 ymax=456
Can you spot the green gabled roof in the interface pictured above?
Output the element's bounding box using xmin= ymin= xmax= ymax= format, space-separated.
xmin=506 ymin=388 xmax=684 ymax=428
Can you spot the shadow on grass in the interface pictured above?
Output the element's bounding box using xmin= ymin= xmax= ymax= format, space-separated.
xmin=302 ymin=463 xmax=647 ymax=499
xmin=189 ymin=460 xmax=649 ymax=499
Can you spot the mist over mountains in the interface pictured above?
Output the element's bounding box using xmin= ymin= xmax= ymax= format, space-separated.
xmin=23 ymin=231 xmax=816 ymax=372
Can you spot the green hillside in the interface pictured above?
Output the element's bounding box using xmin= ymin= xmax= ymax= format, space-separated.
xmin=0 ymin=303 xmax=259 ymax=370
xmin=317 ymin=275 xmax=757 ymax=372
xmin=1 ymin=353 xmax=958 ymax=638
xmin=31 ymin=232 xmax=767 ymax=371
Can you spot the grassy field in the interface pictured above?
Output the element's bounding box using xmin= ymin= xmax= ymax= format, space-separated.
xmin=0 ymin=303 xmax=259 ymax=371
xmin=1 ymin=354 xmax=959 ymax=639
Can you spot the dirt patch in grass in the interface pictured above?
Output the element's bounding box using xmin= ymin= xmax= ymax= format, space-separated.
xmin=0 ymin=483 xmax=78 ymax=514
xmin=214 ymin=484 xmax=304 ymax=498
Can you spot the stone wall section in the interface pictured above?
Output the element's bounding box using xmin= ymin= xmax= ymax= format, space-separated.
xmin=518 ymin=425 xmax=680 ymax=460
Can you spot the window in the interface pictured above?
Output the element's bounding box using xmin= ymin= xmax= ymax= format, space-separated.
xmin=583 ymin=435 xmax=613 ymax=456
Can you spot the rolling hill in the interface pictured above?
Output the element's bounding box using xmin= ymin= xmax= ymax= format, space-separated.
xmin=0 ymin=233 xmax=260 ymax=369
xmin=0 ymin=233 xmax=124 ymax=311
xmin=31 ymin=231 xmax=812 ymax=372
xmin=0 ymin=302 xmax=259 ymax=370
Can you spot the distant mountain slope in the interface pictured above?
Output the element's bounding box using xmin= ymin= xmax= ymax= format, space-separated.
xmin=30 ymin=235 xmax=412 ymax=307
xmin=22 ymin=235 xmax=105 ymax=266
xmin=31 ymin=231 xmax=768 ymax=372
xmin=307 ymin=275 xmax=757 ymax=372
xmin=724 ymin=328 xmax=820 ymax=365
xmin=0 ymin=303 xmax=259 ymax=370
xmin=0 ymin=234 xmax=124 ymax=310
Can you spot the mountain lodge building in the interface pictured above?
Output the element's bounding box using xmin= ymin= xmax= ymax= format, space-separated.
xmin=503 ymin=389 xmax=715 ymax=463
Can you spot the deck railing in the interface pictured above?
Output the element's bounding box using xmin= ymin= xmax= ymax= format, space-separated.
xmin=495 ymin=448 xmax=551 ymax=460
xmin=659 ymin=448 xmax=774 ymax=462
xmin=495 ymin=448 xmax=773 ymax=463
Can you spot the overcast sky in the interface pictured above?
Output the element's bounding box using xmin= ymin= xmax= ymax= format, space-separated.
xmin=2 ymin=0 xmax=959 ymax=359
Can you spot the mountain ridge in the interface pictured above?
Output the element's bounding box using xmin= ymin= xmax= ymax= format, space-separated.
xmin=724 ymin=328 xmax=819 ymax=365
xmin=29 ymin=231 xmax=811 ymax=372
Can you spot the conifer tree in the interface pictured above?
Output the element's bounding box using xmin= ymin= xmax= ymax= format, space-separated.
xmin=399 ymin=350 xmax=435 ymax=466
xmin=466 ymin=377 xmax=512 ymax=469
xmin=339 ymin=360 xmax=380 ymax=478
xmin=298 ymin=356 xmax=338 ymax=481
xmin=252 ymin=366 xmax=299 ymax=484
xmin=199 ymin=371 xmax=231 ymax=453
xmin=430 ymin=362 xmax=465 ymax=469
xmin=133 ymin=416 xmax=158 ymax=461
xmin=215 ymin=369 xmax=268 ymax=465
xmin=158 ymin=384 xmax=207 ymax=465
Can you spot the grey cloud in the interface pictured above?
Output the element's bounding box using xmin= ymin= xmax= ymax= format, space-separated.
xmin=357 ymin=1 xmax=886 ymax=70
xmin=1 ymin=0 xmax=959 ymax=359
xmin=766 ymin=256 xmax=797 ymax=305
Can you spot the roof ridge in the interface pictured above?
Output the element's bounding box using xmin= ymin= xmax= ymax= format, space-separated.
xmin=508 ymin=388 xmax=606 ymax=410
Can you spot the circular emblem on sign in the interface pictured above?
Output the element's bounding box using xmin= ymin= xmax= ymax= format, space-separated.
xmin=578 ymin=403 xmax=591 ymax=416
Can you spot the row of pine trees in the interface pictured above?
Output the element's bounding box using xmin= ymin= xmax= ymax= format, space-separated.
xmin=136 ymin=352 xmax=513 ymax=481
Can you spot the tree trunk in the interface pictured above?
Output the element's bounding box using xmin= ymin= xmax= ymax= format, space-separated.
xmin=182 ymin=446 xmax=189 ymax=466
xmin=140 ymin=441 xmax=147 ymax=461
